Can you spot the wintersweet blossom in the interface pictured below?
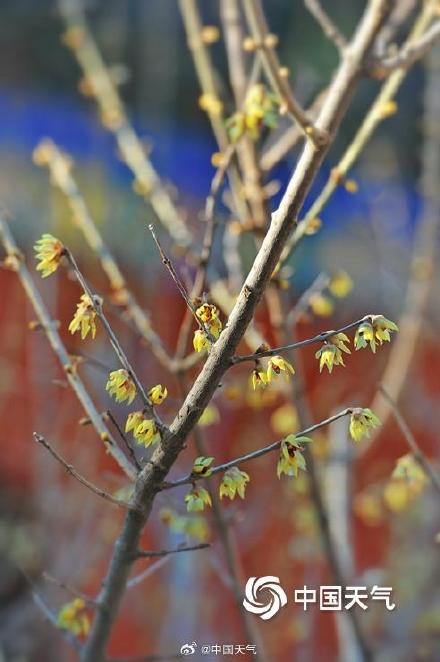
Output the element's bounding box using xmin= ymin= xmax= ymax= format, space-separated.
xmin=193 ymin=329 xmax=211 ymax=353
xmin=134 ymin=418 xmax=159 ymax=447
xmin=266 ymin=356 xmax=295 ymax=383
xmin=148 ymin=384 xmax=168 ymax=405
xmin=106 ymin=369 xmax=136 ymax=405
xmin=219 ymin=467 xmax=250 ymax=500
xmin=192 ymin=456 xmax=214 ymax=478
xmin=315 ymin=333 xmax=351 ymax=373
xmin=68 ymin=294 xmax=97 ymax=340
xmin=34 ymin=233 xmax=64 ymax=278
xmin=277 ymin=435 xmax=312 ymax=478
xmin=57 ymin=598 xmax=90 ymax=637
xmin=349 ymin=408 xmax=381 ymax=442
xmin=185 ymin=486 xmax=212 ymax=512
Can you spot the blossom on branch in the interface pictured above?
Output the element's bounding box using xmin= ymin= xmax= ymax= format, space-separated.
xmin=315 ymin=333 xmax=351 ymax=373
xmin=106 ymin=369 xmax=136 ymax=405
xmin=148 ymin=384 xmax=168 ymax=405
xmin=267 ymin=356 xmax=295 ymax=383
xmin=34 ymin=233 xmax=64 ymax=278
xmin=349 ymin=408 xmax=381 ymax=442
xmin=185 ymin=486 xmax=212 ymax=512
xmin=68 ymin=294 xmax=97 ymax=340
xmin=57 ymin=598 xmax=90 ymax=637
xmin=277 ymin=435 xmax=312 ymax=479
xmin=219 ymin=467 xmax=250 ymax=500
xmin=192 ymin=456 xmax=214 ymax=478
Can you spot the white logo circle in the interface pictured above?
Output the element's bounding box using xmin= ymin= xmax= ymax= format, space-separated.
xmin=180 ymin=641 xmax=197 ymax=655
xmin=243 ymin=576 xmax=287 ymax=620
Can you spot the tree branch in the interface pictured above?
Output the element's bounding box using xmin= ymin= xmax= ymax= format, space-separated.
xmin=304 ymin=0 xmax=347 ymax=53
xmin=80 ymin=4 xmax=392 ymax=659
xmin=33 ymin=433 xmax=132 ymax=508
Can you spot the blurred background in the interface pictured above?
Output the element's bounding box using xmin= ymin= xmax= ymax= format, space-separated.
xmin=0 ymin=1 xmax=440 ymax=660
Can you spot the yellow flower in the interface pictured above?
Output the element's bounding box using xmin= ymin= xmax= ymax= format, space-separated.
xmin=148 ymin=384 xmax=168 ymax=405
xmin=355 ymin=316 xmax=398 ymax=353
xmin=125 ymin=411 xmax=144 ymax=433
xmin=106 ymin=369 xmax=136 ymax=405
xmin=201 ymin=25 xmax=220 ymax=44
xmin=198 ymin=404 xmax=220 ymax=426
xmin=134 ymin=418 xmax=159 ymax=447
xmin=328 ymin=271 xmax=353 ymax=298
xmin=372 ymin=315 xmax=399 ymax=345
xmin=185 ymin=486 xmax=212 ymax=512
xmin=219 ymin=467 xmax=250 ymax=500
xmin=160 ymin=508 xmax=210 ymax=542
xmin=57 ymin=598 xmax=90 ymax=637
xmin=309 ymin=293 xmax=334 ymax=317
xmin=315 ymin=333 xmax=350 ymax=373
xmin=349 ymin=408 xmax=381 ymax=442
xmin=209 ymin=316 xmax=222 ymax=340
xmin=199 ymin=93 xmax=223 ymax=117
xmin=34 ymin=233 xmax=64 ymax=278
xmin=392 ymin=454 xmax=428 ymax=495
xmin=193 ymin=329 xmax=211 ymax=353
xmin=196 ymin=303 xmax=218 ymax=324
xmin=267 ymin=356 xmax=295 ymax=382
xmin=68 ymin=294 xmax=97 ymax=340
xmin=354 ymin=320 xmax=376 ymax=353
xmin=251 ymin=368 xmax=268 ymax=390
xmin=277 ymin=435 xmax=311 ymax=478
xmin=226 ymin=84 xmax=279 ymax=142
xmin=192 ymin=456 xmax=214 ymax=478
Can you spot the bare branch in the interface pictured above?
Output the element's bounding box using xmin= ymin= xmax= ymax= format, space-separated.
xmin=375 ymin=20 xmax=440 ymax=73
xmin=304 ymin=0 xmax=347 ymax=52
xmin=135 ymin=543 xmax=210 ymax=559
xmin=42 ymin=572 xmax=97 ymax=606
xmin=33 ymin=432 xmax=132 ymax=508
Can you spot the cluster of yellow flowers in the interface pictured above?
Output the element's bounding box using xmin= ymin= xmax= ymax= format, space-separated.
xmin=315 ymin=315 xmax=398 ymax=374
xmin=160 ymin=507 xmax=210 ymax=542
xmin=68 ymin=294 xmax=97 ymax=340
xmin=251 ymin=355 xmax=295 ymax=390
xmin=34 ymin=234 xmax=65 ymax=278
xmin=185 ymin=486 xmax=212 ymax=512
xmin=105 ymin=369 xmax=136 ymax=405
xmin=384 ymin=454 xmax=428 ymax=512
xmin=349 ymin=408 xmax=381 ymax=442
xmin=276 ymin=435 xmax=312 ymax=479
xmin=226 ymin=84 xmax=279 ymax=142
xmin=219 ymin=467 xmax=250 ymax=500
xmin=57 ymin=598 xmax=90 ymax=637
xmin=354 ymin=315 xmax=399 ymax=353
xmin=125 ymin=411 xmax=159 ymax=448
xmin=193 ymin=303 xmax=222 ymax=353
xmin=315 ymin=333 xmax=351 ymax=373
xmin=123 ymin=385 xmax=167 ymax=447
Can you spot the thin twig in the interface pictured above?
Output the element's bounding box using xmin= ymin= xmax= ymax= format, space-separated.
xmin=126 ymin=556 xmax=170 ymax=589
xmin=304 ymin=0 xmax=347 ymax=53
xmin=162 ymin=408 xmax=354 ymax=490
xmin=230 ymin=316 xmax=365 ymax=364
xmin=33 ymin=432 xmax=132 ymax=508
xmin=105 ymin=410 xmax=142 ymax=472
xmin=379 ymin=387 xmax=440 ymax=497
xmin=64 ymin=249 xmax=164 ymax=429
xmin=135 ymin=543 xmax=210 ymax=559
xmin=42 ymin=572 xmax=97 ymax=606
xmin=374 ymin=20 xmax=440 ymax=73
